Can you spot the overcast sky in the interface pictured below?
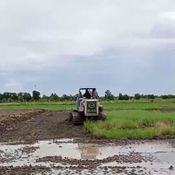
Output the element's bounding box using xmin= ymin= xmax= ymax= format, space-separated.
xmin=0 ymin=0 xmax=175 ymax=96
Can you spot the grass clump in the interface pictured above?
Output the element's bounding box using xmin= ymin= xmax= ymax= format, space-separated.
xmin=84 ymin=110 xmax=175 ymax=139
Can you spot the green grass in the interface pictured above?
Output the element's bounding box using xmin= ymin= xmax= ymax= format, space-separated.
xmin=102 ymin=99 xmax=175 ymax=111
xmin=84 ymin=110 xmax=175 ymax=139
xmin=0 ymin=100 xmax=175 ymax=139
xmin=0 ymin=99 xmax=174 ymax=111
xmin=0 ymin=102 xmax=75 ymax=111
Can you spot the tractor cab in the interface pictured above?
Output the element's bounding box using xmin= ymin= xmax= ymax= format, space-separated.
xmin=78 ymin=88 xmax=98 ymax=99
xmin=77 ymin=88 xmax=99 ymax=115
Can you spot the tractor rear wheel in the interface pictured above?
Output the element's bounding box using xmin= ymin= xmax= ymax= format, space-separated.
xmin=72 ymin=112 xmax=86 ymax=125
xmin=98 ymin=112 xmax=107 ymax=120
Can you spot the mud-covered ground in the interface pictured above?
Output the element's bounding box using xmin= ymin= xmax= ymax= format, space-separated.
xmin=0 ymin=110 xmax=89 ymax=143
xmin=0 ymin=109 xmax=175 ymax=175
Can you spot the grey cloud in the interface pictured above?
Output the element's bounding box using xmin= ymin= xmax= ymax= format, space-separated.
xmin=0 ymin=0 xmax=175 ymax=94
xmin=150 ymin=21 xmax=175 ymax=39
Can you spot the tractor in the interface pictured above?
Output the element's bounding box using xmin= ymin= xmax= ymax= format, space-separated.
xmin=67 ymin=88 xmax=107 ymax=125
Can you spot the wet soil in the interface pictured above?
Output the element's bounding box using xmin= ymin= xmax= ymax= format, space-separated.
xmin=0 ymin=139 xmax=175 ymax=175
xmin=0 ymin=110 xmax=175 ymax=174
xmin=0 ymin=109 xmax=45 ymax=131
xmin=37 ymin=152 xmax=146 ymax=168
xmin=0 ymin=110 xmax=88 ymax=143
xmin=0 ymin=166 xmax=50 ymax=175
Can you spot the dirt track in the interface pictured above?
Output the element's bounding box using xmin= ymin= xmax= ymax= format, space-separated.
xmin=0 ymin=110 xmax=88 ymax=143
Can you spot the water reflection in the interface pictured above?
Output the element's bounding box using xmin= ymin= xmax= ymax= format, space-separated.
xmin=78 ymin=143 xmax=100 ymax=159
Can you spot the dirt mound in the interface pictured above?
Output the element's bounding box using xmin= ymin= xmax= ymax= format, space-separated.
xmin=0 ymin=110 xmax=88 ymax=143
xmin=0 ymin=109 xmax=45 ymax=132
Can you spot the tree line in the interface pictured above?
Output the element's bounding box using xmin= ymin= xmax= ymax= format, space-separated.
xmin=104 ymin=90 xmax=175 ymax=100
xmin=0 ymin=91 xmax=77 ymax=102
xmin=0 ymin=90 xmax=174 ymax=102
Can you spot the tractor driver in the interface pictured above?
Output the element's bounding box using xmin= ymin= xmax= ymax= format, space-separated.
xmin=92 ymin=88 xmax=99 ymax=99
xmin=76 ymin=91 xmax=83 ymax=109
xmin=83 ymin=89 xmax=91 ymax=99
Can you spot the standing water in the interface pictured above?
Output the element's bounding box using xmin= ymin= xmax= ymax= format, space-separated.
xmin=0 ymin=139 xmax=175 ymax=175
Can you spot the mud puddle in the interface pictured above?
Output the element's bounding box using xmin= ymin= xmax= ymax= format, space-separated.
xmin=0 ymin=139 xmax=175 ymax=175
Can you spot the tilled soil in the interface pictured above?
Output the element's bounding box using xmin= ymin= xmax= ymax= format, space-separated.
xmin=0 ymin=109 xmax=45 ymax=132
xmin=0 ymin=110 xmax=88 ymax=143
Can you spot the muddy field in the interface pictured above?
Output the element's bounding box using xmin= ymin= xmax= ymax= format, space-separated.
xmin=0 ymin=109 xmax=175 ymax=175
xmin=0 ymin=110 xmax=88 ymax=143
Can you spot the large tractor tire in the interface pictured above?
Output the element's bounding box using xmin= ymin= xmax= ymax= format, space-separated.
xmin=98 ymin=112 xmax=107 ymax=120
xmin=68 ymin=112 xmax=85 ymax=125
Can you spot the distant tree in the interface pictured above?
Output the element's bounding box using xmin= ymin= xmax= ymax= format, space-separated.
xmin=67 ymin=94 xmax=76 ymax=101
xmin=147 ymin=94 xmax=155 ymax=100
xmin=18 ymin=92 xmax=32 ymax=102
xmin=42 ymin=95 xmax=50 ymax=101
xmin=2 ymin=92 xmax=11 ymax=100
xmin=50 ymin=93 xmax=60 ymax=101
xmin=10 ymin=93 xmax=18 ymax=101
xmin=32 ymin=90 xmax=40 ymax=101
xmin=23 ymin=92 xmax=32 ymax=101
xmin=118 ymin=93 xmax=123 ymax=100
xmin=134 ymin=93 xmax=141 ymax=100
xmin=160 ymin=95 xmax=168 ymax=99
xmin=61 ymin=94 xmax=70 ymax=101
xmin=18 ymin=92 xmax=24 ymax=101
xmin=2 ymin=92 xmax=17 ymax=102
xmin=160 ymin=94 xmax=175 ymax=99
xmin=0 ymin=93 xmax=2 ymax=102
xmin=167 ymin=94 xmax=175 ymax=99
xmin=118 ymin=93 xmax=129 ymax=100
xmin=123 ymin=94 xmax=129 ymax=100
xmin=104 ymin=90 xmax=114 ymax=100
